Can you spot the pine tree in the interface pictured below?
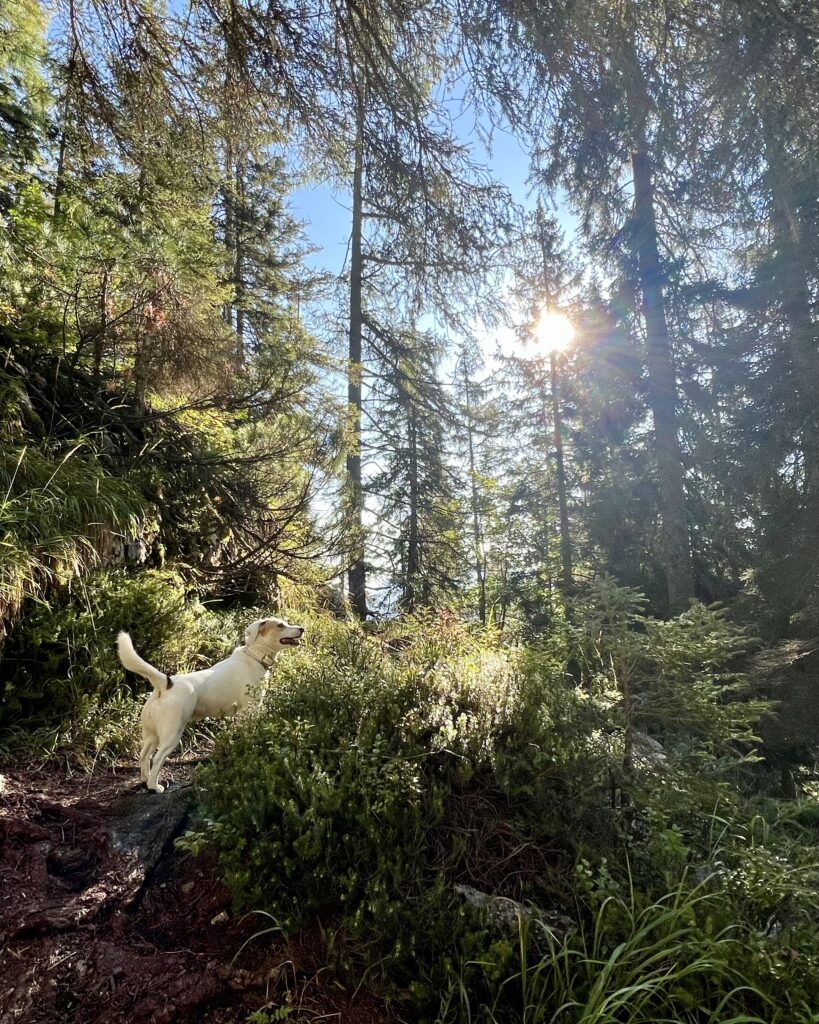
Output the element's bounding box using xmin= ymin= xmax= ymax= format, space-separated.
xmin=456 ymin=341 xmax=491 ymax=623
xmin=368 ymin=326 xmax=464 ymax=611
xmin=674 ymin=1 xmax=819 ymax=634
xmin=462 ymin=0 xmax=698 ymax=613
xmin=0 ymin=0 xmax=47 ymax=214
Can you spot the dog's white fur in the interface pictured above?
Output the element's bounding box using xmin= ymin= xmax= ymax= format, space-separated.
xmin=117 ymin=617 xmax=304 ymax=792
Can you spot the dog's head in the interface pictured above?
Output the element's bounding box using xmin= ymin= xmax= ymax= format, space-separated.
xmin=244 ymin=617 xmax=305 ymax=651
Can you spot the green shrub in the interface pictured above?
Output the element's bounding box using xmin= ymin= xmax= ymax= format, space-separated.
xmin=186 ymin=614 xmax=504 ymax=914
xmin=184 ymin=615 xmax=560 ymax=998
xmin=186 ymin=593 xmax=819 ymax=1021
xmin=0 ymin=438 xmax=144 ymax=624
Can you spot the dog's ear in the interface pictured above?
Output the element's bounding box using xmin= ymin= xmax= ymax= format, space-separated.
xmin=244 ymin=620 xmax=263 ymax=645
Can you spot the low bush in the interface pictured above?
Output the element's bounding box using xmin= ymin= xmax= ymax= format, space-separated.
xmin=185 ymin=588 xmax=819 ymax=1022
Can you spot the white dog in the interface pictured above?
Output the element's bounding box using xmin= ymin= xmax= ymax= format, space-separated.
xmin=117 ymin=617 xmax=304 ymax=792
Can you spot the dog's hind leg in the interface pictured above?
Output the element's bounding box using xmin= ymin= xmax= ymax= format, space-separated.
xmin=139 ymin=734 xmax=156 ymax=783
xmin=146 ymin=727 xmax=184 ymax=793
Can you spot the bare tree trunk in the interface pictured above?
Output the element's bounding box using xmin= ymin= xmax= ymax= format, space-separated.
xmin=463 ymin=365 xmax=486 ymax=623
xmin=623 ymin=42 xmax=694 ymax=615
xmin=629 ymin=146 xmax=694 ymax=614
xmin=498 ymin=550 xmax=509 ymax=630
xmin=222 ymin=148 xmax=236 ymax=332
xmin=550 ymin=353 xmax=573 ymax=593
xmin=53 ymin=44 xmax=78 ymax=221
xmin=405 ymin=404 xmax=420 ymax=611
xmin=234 ymin=163 xmax=246 ymax=365
xmin=347 ymin=98 xmax=368 ymax=620
xmin=132 ymin=338 xmax=147 ymax=407
xmin=92 ymin=268 xmax=108 ymax=379
xmin=532 ymin=204 xmax=573 ymax=595
xmin=765 ymin=142 xmax=819 ymax=515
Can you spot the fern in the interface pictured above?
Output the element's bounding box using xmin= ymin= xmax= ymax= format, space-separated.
xmin=0 ymin=441 xmax=144 ymax=621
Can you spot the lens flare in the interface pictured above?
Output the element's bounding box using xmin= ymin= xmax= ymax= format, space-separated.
xmin=534 ymin=309 xmax=575 ymax=355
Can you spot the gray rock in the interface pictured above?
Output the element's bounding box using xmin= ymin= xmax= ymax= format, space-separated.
xmin=453 ymin=884 xmax=572 ymax=937
xmin=109 ymin=785 xmax=194 ymax=880
xmin=632 ymin=731 xmax=668 ymax=769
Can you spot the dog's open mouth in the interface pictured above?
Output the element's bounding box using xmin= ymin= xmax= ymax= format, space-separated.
xmin=280 ymin=636 xmax=301 ymax=646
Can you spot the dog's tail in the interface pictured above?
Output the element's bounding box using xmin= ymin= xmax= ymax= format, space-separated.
xmin=117 ymin=632 xmax=170 ymax=692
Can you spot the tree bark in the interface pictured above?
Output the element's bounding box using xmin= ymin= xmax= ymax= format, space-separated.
xmin=532 ymin=204 xmax=573 ymax=595
xmin=53 ymin=44 xmax=78 ymax=221
xmin=629 ymin=145 xmax=694 ymax=614
xmin=347 ymin=98 xmax=368 ymax=620
xmin=550 ymin=353 xmax=573 ymax=593
xmin=622 ymin=40 xmax=694 ymax=614
xmin=234 ymin=163 xmax=246 ymax=365
xmin=405 ymin=403 xmax=420 ymax=611
xmin=92 ymin=268 xmax=108 ymax=380
xmin=764 ymin=142 xmax=819 ymax=515
xmin=222 ymin=148 xmax=236 ymax=333
xmin=462 ymin=363 xmax=486 ymax=623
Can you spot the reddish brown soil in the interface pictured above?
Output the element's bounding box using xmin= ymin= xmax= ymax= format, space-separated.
xmin=0 ymin=765 xmax=396 ymax=1024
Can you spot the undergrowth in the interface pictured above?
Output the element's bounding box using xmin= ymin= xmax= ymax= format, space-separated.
xmin=3 ymin=572 xmax=818 ymax=1020
xmin=181 ymin=584 xmax=819 ymax=1022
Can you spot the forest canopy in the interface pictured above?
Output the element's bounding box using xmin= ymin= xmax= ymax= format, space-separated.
xmin=3 ymin=0 xmax=818 ymax=638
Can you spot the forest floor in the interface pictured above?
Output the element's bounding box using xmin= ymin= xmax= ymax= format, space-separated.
xmin=0 ymin=759 xmax=394 ymax=1024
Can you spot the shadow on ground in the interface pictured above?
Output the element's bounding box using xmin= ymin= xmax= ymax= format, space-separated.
xmin=0 ymin=765 xmax=392 ymax=1024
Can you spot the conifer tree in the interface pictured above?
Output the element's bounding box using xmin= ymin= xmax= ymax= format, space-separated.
xmin=462 ymin=0 xmax=698 ymax=613
xmin=368 ymin=326 xmax=464 ymax=611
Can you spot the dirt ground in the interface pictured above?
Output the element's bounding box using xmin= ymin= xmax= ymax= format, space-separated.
xmin=0 ymin=762 xmax=395 ymax=1024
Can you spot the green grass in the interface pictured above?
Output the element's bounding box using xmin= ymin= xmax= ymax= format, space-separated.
xmin=441 ymin=878 xmax=771 ymax=1024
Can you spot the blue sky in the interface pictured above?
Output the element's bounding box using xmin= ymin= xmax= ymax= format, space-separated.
xmin=287 ymin=105 xmax=577 ymax=365
xmin=289 ymin=117 xmax=537 ymax=279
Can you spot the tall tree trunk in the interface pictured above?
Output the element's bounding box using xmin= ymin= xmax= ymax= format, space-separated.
xmin=764 ymin=140 xmax=819 ymax=516
xmin=630 ymin=146 xmax=694 ymax=614
xmin=93 ymin=268 xmax=108 ymax=379
xmin=347 ymin=98 xmax=368 ymax=619
xmin=550 ymin=352 xmax=573 ymax=592
xmin=532 ymin=204 xmax=573 ymax=594
xmin=222 ymin=147 xmax=236 ymax=332
xmin=624 ymin=45 xmax=694 ymax=614
xmin=234 ymin=162 xmax=246 ymax=365
xmin=132 ymin=338 xmax=147 ymax=407
xmin=463 ymin=365 xmax=486 ymax=623
xmin=405 ymin=403 xmax=420 ymax=611
xmin=53 ymin=43 xmax=78 ymax=221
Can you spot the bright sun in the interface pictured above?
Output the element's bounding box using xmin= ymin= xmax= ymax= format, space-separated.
xmin=474 ymin=306 xmax=576 ymax=362
xmin=534 ymin=309 xmax=575 ymax=356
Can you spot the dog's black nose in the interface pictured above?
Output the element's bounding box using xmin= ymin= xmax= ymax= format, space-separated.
xmin=298 ymin=626 xmax=305 ymax=635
